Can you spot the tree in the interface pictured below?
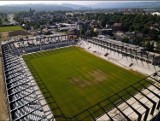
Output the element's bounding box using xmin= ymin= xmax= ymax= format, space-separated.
xmin=98 ymin=14 xmax=107 ymax=28
xmin=80 ymin=28 xmax=85 ymax=36
xmin=100 ymin=19 xmax=107 ymax=28
xmin=0 ymin=19 xmax=2 ymax=26
xmin=145 ymin=41 xmax=154 ymax=51
xmin=129 ymin=25 xmax=134 ymax=32
xmin=122 ymin=37 xmax=129 ymax=43
xmin=4 ymin=18 xmax=8 ymax=22
xmin=149 ymin=29 xmax=158 ymax=40
xmin=143 ymin=25 xmax=150 ymax=34
xmin=90 ymin=29 xmax=98 ymax=37
xmin=157 ymin=40 xmax=160 ymax=52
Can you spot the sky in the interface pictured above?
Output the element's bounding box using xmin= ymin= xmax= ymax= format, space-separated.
xmin=0 ymin=1 xmax=103 ymax=5
xmin=0 ymin=1 xmax=159 ymax=6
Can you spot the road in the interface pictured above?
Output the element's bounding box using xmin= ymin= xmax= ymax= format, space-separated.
xmin=7 ymin=14 xmax=17 ymax=25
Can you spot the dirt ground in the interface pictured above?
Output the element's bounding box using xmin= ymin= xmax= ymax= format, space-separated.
xmin=69 ymin=69 xmax=107 ymax=88
xmin=0 ymin=57 xmax=9 ymax=120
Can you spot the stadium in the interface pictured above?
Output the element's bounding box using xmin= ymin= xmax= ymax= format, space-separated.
xmin=1 ymin=34 xmax=160 ymax=120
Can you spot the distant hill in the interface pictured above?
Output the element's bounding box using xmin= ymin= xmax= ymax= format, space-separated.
xmin=0 ymin=4 xmax=91 ymax=13
xmin=92 ymin=2 xmax=160 ymax=9
xmin=0 ymin=4 xmax=73 ymax=12
xmin=61 ymin=3 xmax=91 ymax=10
xmin=0 ymin=2 xmax=160 ymax=13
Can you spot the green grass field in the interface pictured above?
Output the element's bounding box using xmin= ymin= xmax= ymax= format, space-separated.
xmin=0 ymin=26 xmax=23 ymax=32
xmin=23 ymin=46 xmax=145 ymax=119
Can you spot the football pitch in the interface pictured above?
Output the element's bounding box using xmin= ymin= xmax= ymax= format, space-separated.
xmin=23 ymin=46 xmax=145 ymax=119
xmin=0 ymin=26 xmax=23 ymax=32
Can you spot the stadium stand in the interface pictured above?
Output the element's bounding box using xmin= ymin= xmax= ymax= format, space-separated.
xmin=1 ymin=35 xmax=77 ymax=120
xmin=82 ymin=36 xmax=160 ymax=65
xmin=1 ymin=34 xmax=159 ymax=120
